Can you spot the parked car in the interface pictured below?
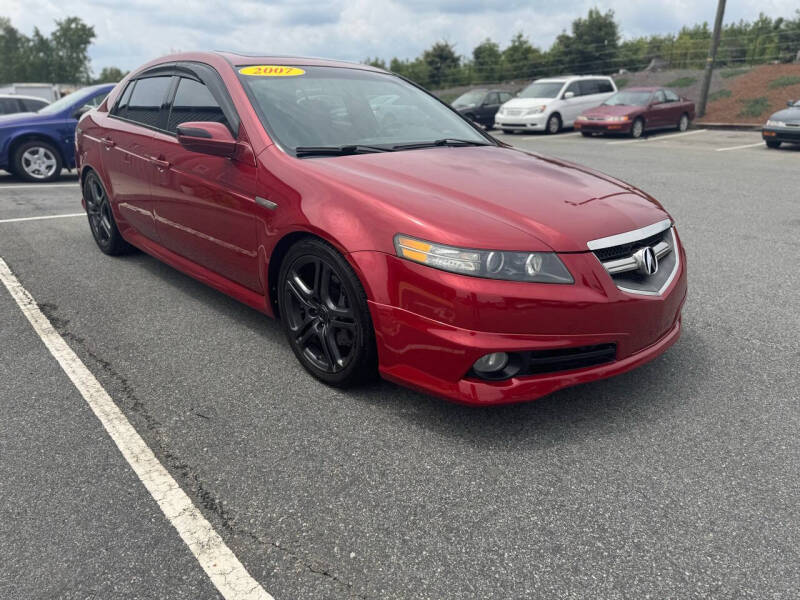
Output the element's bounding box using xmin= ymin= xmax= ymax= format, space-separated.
xmin=451 ymin=89 xmax=513 ymax=129
xmin=575 ymin=87 xmax=696 ymax=138
xmin=0 ymin=83 xmax=113 ymax=182
xmin=494 ymin=75 xmax=616 ymax=134
xmin=75 ymin=52 xmax=686 ymax=406
xmin=762 ymin=99 xmax=800 ymax=148
xmin=0 ymin=94 xmax=50 ymax=116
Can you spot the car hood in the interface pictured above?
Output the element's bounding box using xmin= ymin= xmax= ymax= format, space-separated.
xmin=302 ymin=146 xmax=670 ymax=252
xmin=582 ymin=105 xmax=642 ymax=117
xmin=501 ymin=98 xmax=554 ymax=109
xmin=768 ymin=107 xmax=800 ymax=123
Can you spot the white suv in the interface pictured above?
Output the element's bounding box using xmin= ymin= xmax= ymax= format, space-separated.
xmin=495 ymin=75 xmax=617 ymax=134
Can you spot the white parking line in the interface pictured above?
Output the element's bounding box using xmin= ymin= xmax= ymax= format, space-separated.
xmin=0 ymin=183 xmax=79 ymax=190
xmin=0 ymin=213 xmax=84 ymax=224
xmin=607 ymin=129 xmax=708 ymax=145
xmin=0 ymin=257 xmax=273 ymax=600
xmin=716 ymin=142 xmax=764 ymax=152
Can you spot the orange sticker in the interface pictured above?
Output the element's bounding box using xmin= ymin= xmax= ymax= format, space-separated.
xmin=239 ymin=65 xmax=305 ymax=77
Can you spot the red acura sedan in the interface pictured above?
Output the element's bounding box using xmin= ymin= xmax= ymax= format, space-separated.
xmin=75 ymin=52 xmax=687 ymax=405
xmin=575 ymin=87 xmax=696 ymax=138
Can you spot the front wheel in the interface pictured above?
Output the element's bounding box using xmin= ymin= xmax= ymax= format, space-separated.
xmin=678 ymin=113 xmax=690 ymax=132
xmin=765 ymin=140 xmax=781 ymax=149
xmin=13 ymin=140 xmax=62 ymax=182
xmin=581 ymin=131 xmax=593 ymax=137
xmin=278 ymin=238 xmax=377 ymax=387
xmin=546 ymin=113 xmax=561 ymax=135
xmin=630 ymin=118 xmax=645 ymax=139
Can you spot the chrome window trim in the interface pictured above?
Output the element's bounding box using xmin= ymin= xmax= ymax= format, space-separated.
xmin=615 ymin=228 xmax=680 ymax=297
xmin=587 ymin=218 xmax=672 ymax=251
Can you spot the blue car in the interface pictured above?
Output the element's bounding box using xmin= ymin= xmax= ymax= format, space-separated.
xmin=0 ymin=83 xmax=114 ymax=182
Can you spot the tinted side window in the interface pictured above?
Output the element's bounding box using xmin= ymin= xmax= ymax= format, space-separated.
xmin=653 ymin=90 xmax=666 ymax=103
xmin=112 ymin=81 xmax=135 ymax=118
xmin=22 ymin=98 xmax=48 ymax=111
xmin=664 ymin=89 xmax=679 ymax=102
xmin=125 ymin=76 xmax=171 ymax=128
xmin=486 ymin=92 xmax=500 ymax=105
xmin=500 ymin=92 xmax=512 ymax=102
xmin=0 ymin=98 xmax=18 ymax=114
xmin=84 ymin=91 xmax=108 ymax=108
xmin=564 ymin=82 xmax=581 ymax=97
xmin=597 ymin=79 xmax=614 ymax=93
xmin=579 ymin=80 xmax=599 ymax=96
xmin=167 ymin=77 xmax=228 ymax=133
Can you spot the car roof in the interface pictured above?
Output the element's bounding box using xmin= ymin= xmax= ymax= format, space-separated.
xmin=0 ymin=94 xmax=49 ymax=102
xmin=215 ymin=51 xmax=386 ymax=72
xmin=533 ymin=75 xmax=613 ymax=83
xmin=623 ymin=86 xmax=661 ymax=92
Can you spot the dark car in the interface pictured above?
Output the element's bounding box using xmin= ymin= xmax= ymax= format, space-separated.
xmin=0 ymin=84 xmax=113 ymax=182
xmin=762 ymin=99 xmax=800 ymax=148
xmin=0 ymin=94 xmax=50 ymax=115
xmin=575 ymin=87 xmax=696 ymax=138
xmin=452 ymin=89 xmax=513 ymax=129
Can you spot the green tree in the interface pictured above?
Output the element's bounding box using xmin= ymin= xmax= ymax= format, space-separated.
xmin=502 ymin=33 xmax=543 ymax=80
xmin=422 ymin=41 xmax=460 ymax=87
xmin=472 ymin=38 xmax=501 ymax=82
xmin=364 ymin=57 xmax=387 ymax=69
xmin=50 ymin=17 xmax=96 ymax=83
xmin=93 ymin=66 xmax=127 ymax=83
xmin=550 ymin=8 xmax=620 ymax=74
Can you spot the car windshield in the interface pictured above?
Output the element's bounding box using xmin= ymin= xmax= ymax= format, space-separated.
xmin=238 ymin=66 xmax=488 ymax=154
xmin=37 ymin=88 xmax=95 ymax=115
xmin=518 ymin=81 xmax=564 ymax=99
xmin=604 ymin=91 xmax=653 ymax=106
xmin=452 ymin=90 xmax=486 ymax=107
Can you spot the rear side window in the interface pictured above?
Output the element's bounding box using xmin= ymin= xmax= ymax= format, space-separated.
xmin=579 ymin=80 xmax=600 ymax=96
xmin=122 ymin=76 xmax=172 ymax=128
xmin=597 ymin=79 xmax=614 ymax=94
xmin=0 ymin=98 xmax=18 ymax=114
xmin=167 ymin=77 xmax=229 ymax=133
xmin=22 ymin=98 xmax=48 ymax=111
xmin=564 ymin=81 xmax=581 ymax=97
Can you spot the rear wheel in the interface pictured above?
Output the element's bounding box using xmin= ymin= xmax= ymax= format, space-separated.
xmin=13 ymin=140 xmax=62 ymax=182
xmin=765 ymin=140 xmax=781 ymax=149
xmin=581 ymin=131 xmax=593 ymax=137
xmin=546 ymin=113 xmax=562 ymax=135
xmin=83 ymin=171 xmax=133 ymax=255
xmin=678 ymin=113 xmax=690 ymax=132
xmin=278 ymin=238 xmax=377 ymax=387
xmin=631 ymin=118 xmax=645 ymax=139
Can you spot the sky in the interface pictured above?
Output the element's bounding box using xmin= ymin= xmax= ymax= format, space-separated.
xmin=3 ymin=0 xmax=799 ymax=75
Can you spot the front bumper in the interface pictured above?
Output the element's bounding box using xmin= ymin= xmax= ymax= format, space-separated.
xmin=494 ymin=113 xmax=547 ymax=131
xmin=762 ymin=127 xmax=800 ymax=143
xmin=350 ymin=245 xmax=687 ymax=406
xmin=575 ymin=119 xmax=632 ymax=134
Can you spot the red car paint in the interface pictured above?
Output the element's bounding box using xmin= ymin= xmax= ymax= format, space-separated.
xmin=76 ymin=52 xmax=687 ymax=405
xmin=575 ymin=87 xmax=696 ymax=135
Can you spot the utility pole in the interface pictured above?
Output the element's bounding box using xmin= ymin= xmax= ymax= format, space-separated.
xmin=698 ymin=0 xmax=727 ymax=118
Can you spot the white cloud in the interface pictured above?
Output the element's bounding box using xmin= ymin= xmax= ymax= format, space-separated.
xmin=3 ymin=0 xmax=798 ymax=74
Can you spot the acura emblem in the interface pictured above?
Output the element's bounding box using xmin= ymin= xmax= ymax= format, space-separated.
xmin=634 ymin=246 xmax=658 ymax=276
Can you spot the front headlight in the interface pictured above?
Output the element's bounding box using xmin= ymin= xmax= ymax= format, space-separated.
xmin=525 ymin=105 xmax=547 ymax=116
xmin=766 ymin=119 xmax=785 ymax=127
xmin=394 ymin=235 xmax=573 ymax=283
xmin=606 ymin=115 xmax=630 ymax=122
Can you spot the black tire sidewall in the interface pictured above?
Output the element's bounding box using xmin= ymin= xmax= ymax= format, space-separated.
xmin=631 ymin=119 xmax=644 ymax=138
xmin=14 ymin=140 xmax=62 ymax=182
xmin=83 ymin=171 xmax=131 ymax=255
xmin=277 ymin=238 xmax=377 ymax=387
xmin=546 ymin=114 xmax=561 ymax=134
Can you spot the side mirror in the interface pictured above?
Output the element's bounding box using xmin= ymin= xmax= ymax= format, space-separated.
xmin=73 ymin=104 xmax=93 ymax=119
xmin=789 ymin=100 xmax=796 ymax=107
xmin=563 ymin=91 xmax=575 ymax=99
xmin=177 ymin=122 xmax=236 ymax=157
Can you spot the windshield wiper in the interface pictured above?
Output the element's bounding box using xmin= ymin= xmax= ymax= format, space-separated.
xmin=294 ymin=144 xmax=392 ymax=157
xmin=392 ymin=138 xmax=491 ymax=150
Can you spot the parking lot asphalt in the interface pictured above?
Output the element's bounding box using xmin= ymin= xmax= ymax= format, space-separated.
xmin=1 ymin=128 xmax=798 ymax=599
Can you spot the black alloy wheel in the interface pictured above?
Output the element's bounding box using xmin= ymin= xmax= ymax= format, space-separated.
xmin=83 ymin=171 xmax=133 ymax=255
xmin=278 ymin=238 xmax=377 ymax=387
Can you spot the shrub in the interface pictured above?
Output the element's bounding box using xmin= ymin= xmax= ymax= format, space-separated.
xmin=720 ymin=68 xmax=749 ymax=79
xmin=709 ymin=89 xmax=732 ymax=102
xmin=768 ymin=76 xmax=800 ymax=89
xmin=738 ymin=96 xmax=769 ymax=118
xmin=665 ymin=76 xmax=697 ymax=88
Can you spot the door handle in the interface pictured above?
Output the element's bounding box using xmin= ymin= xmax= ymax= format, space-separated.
xmin=149 ymin=156 xmax=170 ymax=171
xmin=101 ymin=137 xmax=115 ymax=150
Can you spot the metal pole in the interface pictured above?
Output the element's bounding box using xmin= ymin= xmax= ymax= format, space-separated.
xmin=698 ymin=0 xmax=727 ymax=118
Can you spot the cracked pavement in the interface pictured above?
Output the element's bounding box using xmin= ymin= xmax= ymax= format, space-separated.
xmin=1 ymin=129 xmax=799 ymax=599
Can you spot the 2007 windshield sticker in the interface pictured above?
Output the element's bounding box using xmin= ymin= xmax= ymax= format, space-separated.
xmin=239 ymin=65 xmax=305 ymax=77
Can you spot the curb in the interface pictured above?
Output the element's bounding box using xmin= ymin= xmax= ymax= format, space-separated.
xmin=696 ymin=122 xmax=762 ymax=131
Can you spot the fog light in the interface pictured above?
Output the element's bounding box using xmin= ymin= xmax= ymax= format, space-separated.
xmin=473 ymin=352 xmax=509 ymax=374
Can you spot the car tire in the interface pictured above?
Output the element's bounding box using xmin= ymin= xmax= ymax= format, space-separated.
xmin=83 ymin=171 xmax=134 ymax=256
xmin=278 ymin=237 xmax=378 ymax=388
xmin=501 ymin=129 xmax=513 ymax=134
xmin=13 ymin=139 xmax=62 ymax=182
xmin=678 ymin=113 xmax=690 ymax=132
xmin=631 ymin=118 xmax=645 ymax=139
xmin=546 ymin=113 xmax=562 ymax=135
xmin=765 ymin=140 xmax=781 ymax=149
xmin=581 ymin=131 xmax=593 ymax=137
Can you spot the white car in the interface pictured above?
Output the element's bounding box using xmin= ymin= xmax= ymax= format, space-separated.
xmin=495 ymin=75 xmax=617 ymax=134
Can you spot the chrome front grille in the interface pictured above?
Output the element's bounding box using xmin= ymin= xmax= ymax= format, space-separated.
xmin=588 ymin=220 xmax=679 ymax=296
